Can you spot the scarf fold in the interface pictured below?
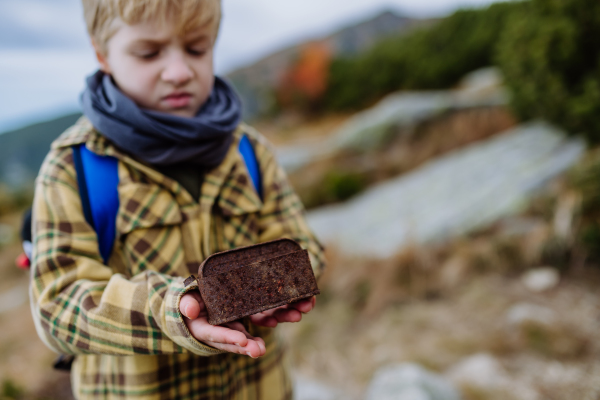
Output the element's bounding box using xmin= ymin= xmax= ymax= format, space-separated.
xmin=80 ymin=70 xmax=242 ymax=167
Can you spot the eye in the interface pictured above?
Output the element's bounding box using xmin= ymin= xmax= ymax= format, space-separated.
xmin=187 ymin=47 xmax=206 ymax=56
xmin=137 ymin=51 xmax=159 ymax=60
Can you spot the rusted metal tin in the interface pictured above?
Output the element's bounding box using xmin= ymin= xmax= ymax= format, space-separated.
xmin=197 ymin=238 xmax=320 ymax=325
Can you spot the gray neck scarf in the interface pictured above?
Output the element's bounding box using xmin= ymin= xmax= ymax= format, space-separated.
xmin=80 ymin=70 xmax=242 ymax=167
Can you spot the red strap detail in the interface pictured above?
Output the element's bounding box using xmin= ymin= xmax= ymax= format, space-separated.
xmin=16 ymin=253 xmax=30 ymax=269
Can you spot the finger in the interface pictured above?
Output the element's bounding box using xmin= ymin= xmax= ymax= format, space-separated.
xmin=255 ymin=336 xmax=266 ymax=355
xmin=180 ymin=294 xmax=201 ymax=320
xmin=222 ymin=321 xmax=255 ymax=338
xmin=271 ymin=308 xmax=302 ymax=323
xmin=223 ymin=320 xmax=247 ymax=332
xmin=223 ymin=321 xmax=267 ymax=354
xmin=288 ymin=297 xmax=315 ymax=313
xmin=201 ymin=324 xmax=265 ymax=358
xmin=204 ymin=339 xmax=265 ymax=358
xmin=188 ymin=291 xmax=205 ymax=309
xmin=248 ymin=313 xmax=278 ymax=328
xmin=254 ymin=307 xmax=278 ymax=318
xmin=187 ymin=319 xmax=249 ymax=347
xmin=249 ymin=303 xmax=305 ymax=325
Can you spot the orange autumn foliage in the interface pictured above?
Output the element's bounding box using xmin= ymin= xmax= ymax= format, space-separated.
xmin=277 ymin=42 xmax=332 ymax=108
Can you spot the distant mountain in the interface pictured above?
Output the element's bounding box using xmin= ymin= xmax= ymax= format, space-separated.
xmin=227 ymin=11 xmax=435 ymax=119
xmin=0 ymin=113 xmax=81 ymax=188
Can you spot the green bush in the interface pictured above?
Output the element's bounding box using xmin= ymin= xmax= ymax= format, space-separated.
xmin=323 ymin=2 xmax=523 ymax=111
xmin=301 ymin=170 xmax=366 ymax=209
xmin=497 ymin=0 xmax=600 ymax=142
xmin=568 ymin=150 xmax=600 ymax=261
xmin=2 ymin=379 xmax=23 ymax=400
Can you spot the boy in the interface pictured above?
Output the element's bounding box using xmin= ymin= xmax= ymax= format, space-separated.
xmin=29 ymin=0 xmax=325 ymax=399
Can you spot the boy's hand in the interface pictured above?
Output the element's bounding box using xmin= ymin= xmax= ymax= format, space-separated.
xmin=179 ymin=292 xmax=266 ymax=358
xmin=249 ymin=296 xmax=316 ymax=328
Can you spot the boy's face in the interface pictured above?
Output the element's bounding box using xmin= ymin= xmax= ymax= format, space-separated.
xmin=95 ymin=18 xmax=216 ymax=118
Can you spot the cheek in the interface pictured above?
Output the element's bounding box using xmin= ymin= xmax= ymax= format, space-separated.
xmin=196 ymin=63 xmax=215 ymax=101
xmin=114 ymin=62 xmax=160 ymax=103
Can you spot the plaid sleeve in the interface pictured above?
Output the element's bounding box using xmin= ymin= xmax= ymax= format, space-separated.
xmin=30 ymin=147 xmax=223 ymax=357
xmin=250 ymin=133 xmax=326 ymax=278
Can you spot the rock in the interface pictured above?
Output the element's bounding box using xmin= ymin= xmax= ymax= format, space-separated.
xmin=446 ymin=354 xmax=541 ymax=400
xmin=307 ymin=122 xmax=585 ymax=259
xmin=553 ymin=193 xmax=578 ymax=240
xmin=329 ymin=92 xmax=452 ymax=153
xmin=506 ymin=302 xmax=556 ymax=326
xmin=365 ymin=364 xmax=461 ymax=400
xmin=458 ymin=67 xmax=503 ymax=94
xmin=522 ymin=268 xmax=560 ymax=292
xmin=445 ymin=353 xmax=510 ymax=390
xmin=276 ymin=142 xmax=332 ymax=173
xmin=277 ymin=76 xmax=508 ymax=172
xmin=294 ymin=376 xmax=342 ymax=400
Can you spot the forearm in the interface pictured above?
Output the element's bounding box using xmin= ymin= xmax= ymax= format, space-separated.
xmin=32 ymin=237 xmax=224 ymax=358
xmin=31 ymin=265 xmax=183 ymax=355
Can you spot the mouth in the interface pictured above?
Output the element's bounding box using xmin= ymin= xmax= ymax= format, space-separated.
xmin=163 ymin=92 xmax=193 ymax=108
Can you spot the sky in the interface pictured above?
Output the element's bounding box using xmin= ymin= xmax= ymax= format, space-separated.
xmin=0 ymin=0 xmax=502 ymax=132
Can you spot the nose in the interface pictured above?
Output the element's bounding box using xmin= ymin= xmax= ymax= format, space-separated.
xmin=161 ymin=52 xmax=193 ymax=86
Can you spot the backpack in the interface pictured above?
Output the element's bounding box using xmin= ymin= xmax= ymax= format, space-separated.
xmin=19 ymin=134 xmax=262 ymax=369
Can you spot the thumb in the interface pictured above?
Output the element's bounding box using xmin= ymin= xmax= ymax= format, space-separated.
xmin=179 ymin=293 xmax=201 ymax=320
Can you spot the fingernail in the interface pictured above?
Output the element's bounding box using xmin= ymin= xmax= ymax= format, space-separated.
xmin=183 ymin=305 xmax=190 ymax=319
xmin=247 ymin=352 xmax=257 ymax=359
xmin=235 ymin=343 xmax=241 ymax=346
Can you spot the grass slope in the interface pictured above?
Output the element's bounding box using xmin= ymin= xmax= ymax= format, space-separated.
xmin=0 ymin=113 xmax=81 ymax=187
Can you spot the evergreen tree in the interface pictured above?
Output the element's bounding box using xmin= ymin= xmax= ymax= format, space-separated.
xmin=497 ymin=0 xmax=600 ymax=142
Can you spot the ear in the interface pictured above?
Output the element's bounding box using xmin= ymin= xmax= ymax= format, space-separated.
xmin=91 ymin=38 xmax=111 ymax=74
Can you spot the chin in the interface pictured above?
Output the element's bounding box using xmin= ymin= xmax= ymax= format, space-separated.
xmin=164 ymin=108 xmax=197 ymax=118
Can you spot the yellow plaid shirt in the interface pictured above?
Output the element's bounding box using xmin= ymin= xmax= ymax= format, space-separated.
xmin=30 ymin=117 xmax=325 ymax=400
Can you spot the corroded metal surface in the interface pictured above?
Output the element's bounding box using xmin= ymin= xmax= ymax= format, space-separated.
xmin=197 ymin=239 xmax=319 ymax=325
xmin=200 ymin=238 xmax=301 ymax=277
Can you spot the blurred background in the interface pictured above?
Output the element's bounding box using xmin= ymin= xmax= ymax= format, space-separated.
xmin=1 ymin=0 xmax=600 ymax=399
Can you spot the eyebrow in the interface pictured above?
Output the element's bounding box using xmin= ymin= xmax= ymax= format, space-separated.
xmin=128 ymin=39 xmax=168 ymax=47
xmin=127 ymin=34 xmax=210 ymax=48
xmin=184 ymin=33 xmax=211 ymax=44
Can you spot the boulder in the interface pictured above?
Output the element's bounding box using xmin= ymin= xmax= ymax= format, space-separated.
xmin=365 ymin=364 xmax=461 ymax=400
xmin=445 ymin=353 xmax=509 ymax=390
xmin=307 ymin=122 xmax=585 ymax=259
xmin=445 ymin=354 xmax=540 ymax=400
xmin=277 ymin=69 xmax=509 ymax=172
xmin=506 ymin=302 xmax=557 ymax=327
xmin=522 ymin=268 xmax=560 ymax=292
xmin=457 ymin=67 xmax=504 ymax=95
xmin=294 ymin=376 xmax=342 ymax=400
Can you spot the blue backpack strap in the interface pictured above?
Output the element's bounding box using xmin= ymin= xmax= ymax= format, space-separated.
xmin=239 ymin=134 xmax=262 ymax=201
xmin=71 ymin=137 xmax=254 ymax=264
xmin=72 ymin=144 xmax=120 ymax=264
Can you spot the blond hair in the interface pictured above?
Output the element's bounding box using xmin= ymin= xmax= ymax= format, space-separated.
xmin=83 ymin=0 xmax=221 ymax=52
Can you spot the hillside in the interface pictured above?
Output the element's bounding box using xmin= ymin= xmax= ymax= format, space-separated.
xmin=226 ymin=11 xmax=434 ymax=119
xmin=0 ymin=113 xmax=81 ymax=187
